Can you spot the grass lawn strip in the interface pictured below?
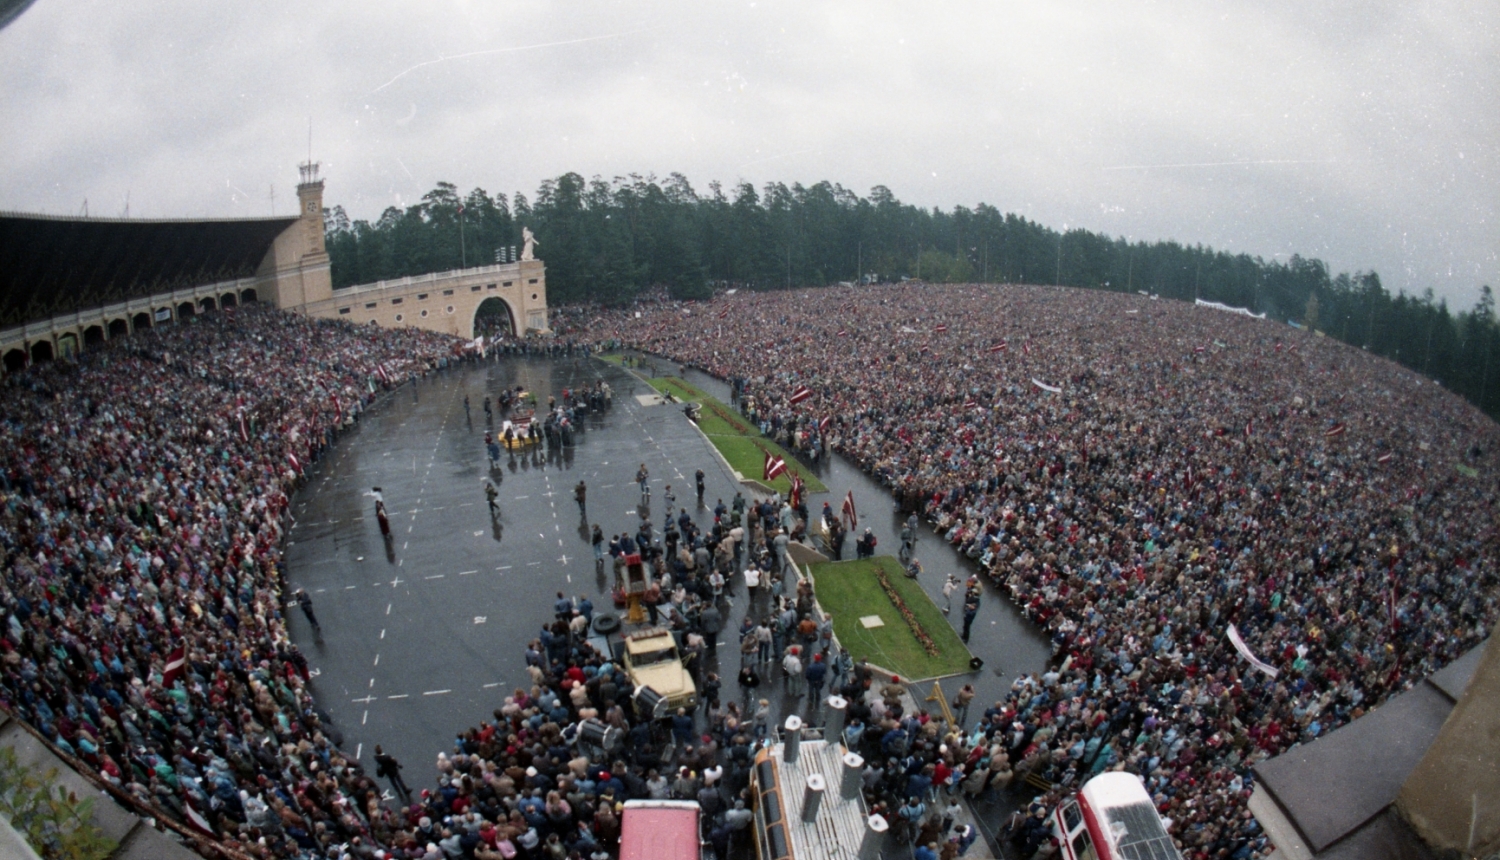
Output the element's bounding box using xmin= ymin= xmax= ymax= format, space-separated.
xmin=640 ymin=376 xmax=827 ymax=494
xmin=809 ymin=556 xmax=972 ymax=680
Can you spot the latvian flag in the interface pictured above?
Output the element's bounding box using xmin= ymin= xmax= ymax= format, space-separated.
xmin=963 ymin=398 xmax=978 ymax=410
xmin=182 ymin=796 xmax=217 ymax=837
xmin=789 ymin=385 xmax=813 ymax=404
xmin=162 ymin=645 xmax=187 ymax=687
xmin=1324 ymin=423 xmax=1347 ymax=438
xmin=934 ymin=324 xmax=949 ymax=333
xmin=989 ymin=341 xmax=1008 ymax=353
xmin=1194 ymin=345 xmax=1206 ymax=353
xmin=789 ymin=475 xmax=806 ymax=508
xmin=819 ymin=416 xmax=833 ymax=433
xmin=837 ymin=329 xmax=848 ymax=337
xmin=919 ymin=344 xmax=931 ymax=354
xmin=840 ymin=490 xmax=858 ymax=529
xmin=237 ymin=411 xmax=249 ymax=442
xmin=1022 ymin=340 xmax=1031 ymax=355
xmin=1244 ymin=420 xmax=1253 ymax=437
xmin=763 ymin=451 xmax=788 ymax=482
xmin=718 ymin=308 xmax=729 ymax=319
xmin=1377 ymin=451 xmax=1394 ymax=464
xmin=287 ymin=452 xmax=303 ymax=473
xmin=375 ymin=364 xmax=391 ymax=384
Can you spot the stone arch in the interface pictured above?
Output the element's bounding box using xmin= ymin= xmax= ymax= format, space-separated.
xmin=220 ymin=292 xmax=238 ymax=308
xmin=4 ymin=348 xmax=27 ymax=373
xmin=83 ymin=325 xmax=106 ymax=347
xmin=198 ymin=296 xmax=217 ymax=313
xmin=108 ymin=319 xmax=129 ymax=338
xmin=132 ymin=312 xmax=152 ymax=331
xmin=240 ymin=288 xmax=258 ymax=303
xmin=473 ymin=296 xmax=516 ymax=339
xmin=177 ymin=301 xmax=196 ymax=320
xmin=30 ymin=340 xmax=53 ymax=364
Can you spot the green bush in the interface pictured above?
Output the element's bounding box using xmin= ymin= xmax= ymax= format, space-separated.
xmin=0 ymin=747 xmax=117 ymax=860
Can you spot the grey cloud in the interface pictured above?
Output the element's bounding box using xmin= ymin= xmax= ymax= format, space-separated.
xmin=0 ymin=0 xmax=1492 ymax=304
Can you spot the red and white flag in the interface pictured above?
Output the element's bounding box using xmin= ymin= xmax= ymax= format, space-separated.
xmin=1022 ymin=340 xmax=1031 ymax=355
xmin=789 ymin=475 xmax=806 ymax=508
xmin=789 ymin=385 xmax=813 ymax=404
xmin=237 ymin=412 xmax=249 ymax=442
xmin=763 ymin=450 xmax=787 ymax=481
xmin=989 ymin=342 xmax=1008 ymax=353
xmin=162 ymin=645 xmax=187 ymax=687
xmin=1194 ymin=345 xmax=1206 ymax=353
xmin=963 ymin=398 xmax=978 ymax=410
xmin=934 ymin=324 xmax=949 ymax=333
xmin=375 ymin=364 xmax=391 ymax=384
xmin=287 ymin=452 xmax=302 ymax=473
xmin=182 ymin=796 xmax=216 ymax=837
xmin=840 ymin=490 xmax=858 ymax=529
xmin=1377 ymin=451 xmax=1393 ymax=464
xmin=919 ymin=344 xmax=931 ymax=354
xmin=718 ymin=308 xmax=729 ymax=319
xmin=819 ymin=416 xmax=833 ymax=433
xmin=1244 ymin=420 xmax=1254 ymax=437
xmin=836 ymin=329 xmax=848 ymax=337
xmin=1324 ymin=423 xmax=1347 ymax=438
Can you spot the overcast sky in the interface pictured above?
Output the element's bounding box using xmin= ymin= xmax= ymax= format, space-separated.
xmin=0 ymin=0 xmax=1493 ymax=306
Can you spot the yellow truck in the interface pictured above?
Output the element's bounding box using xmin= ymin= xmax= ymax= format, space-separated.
xmin=623 ymin=628 xmax=698 ymax=717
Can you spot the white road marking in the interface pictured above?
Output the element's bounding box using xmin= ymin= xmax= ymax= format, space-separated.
xmin=459 ymin=570 xmax=477 ymax=576
xmin=483 ymin=682 xmax=502 ymax=688
xmin=380 ymin=629 xmax=386 ymax=639
xmin=425 ymin=574 xmax=445 ymax=580
xmin=474 ymin=616 xmax=487 ymax=624
xmin=496 ymin=565 xmax=512 ymax=570
xmin=362 ymin=711 xmax=368 ymax=726
xmin=386 ymin=603 xmax=392 ymax=615
xmin=388 ymin=694 xmax=409 ymax=699
xmin=356 ymin=742 xmax=363 ymax=759
xmin=423 ymin=689 xmax=451 ymax=696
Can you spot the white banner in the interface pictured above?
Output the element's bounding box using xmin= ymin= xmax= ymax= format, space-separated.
xmin=1031 ymin=378 xmax=1062 ymax=394
xmin=1226 ymin=624 xmax=1279 ymax=677
xmin=1195 ymin=298 xmax=1267 ymax=320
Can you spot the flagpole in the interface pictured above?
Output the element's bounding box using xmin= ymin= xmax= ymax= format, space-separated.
xmin=459 ymin=205 xmax=467 ymax=268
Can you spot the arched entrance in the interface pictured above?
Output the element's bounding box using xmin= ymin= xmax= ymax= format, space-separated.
xmin=177 ymin=302 xmax=196 ymax=320
xmin=240 ymin=288 xmax=258 ymax=304
xmin=3 ymin=349 xmax=26 ymax=373
xmin=108 ymin=319 xmax=129 ymax=338
xmin=132 ymin=312 xmax=152 ymax=331
xmin=473 ymin=297 xmax=516 ymax=339
xmin=84 ymin=325 xmax=106 ymax=347
xmin=30 ymin=340 xmax=53 ymax=364
xmin=198 ymin=296 xmax=216 ymax=313
xmin=220 ymin=292 xmax=238 ymax=308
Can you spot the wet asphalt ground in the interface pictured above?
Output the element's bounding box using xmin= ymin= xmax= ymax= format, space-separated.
xmin=283 ymin=355 xmax=1051 ymax=796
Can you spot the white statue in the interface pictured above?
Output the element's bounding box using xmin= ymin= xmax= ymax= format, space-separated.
xmin=521 ymin=227 xmax=538 ymax=261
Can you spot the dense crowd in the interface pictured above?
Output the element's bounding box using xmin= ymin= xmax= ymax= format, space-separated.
xmin=0 ymin=305 xmax=465 ymax=858
xmin=572 ymin=282 xmax=1500 ymax=859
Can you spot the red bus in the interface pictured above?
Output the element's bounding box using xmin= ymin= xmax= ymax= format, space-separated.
xmin=620 ymin=799 xmax=702 ymax=860
xmin=1051 ymin=772 xmax=1182 ymax=860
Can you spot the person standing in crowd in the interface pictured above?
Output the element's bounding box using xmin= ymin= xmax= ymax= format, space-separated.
xmin=374 ymin=745 xmax=410 ymax=799
xmin=961 ymin=588 xmax=980 ymax=643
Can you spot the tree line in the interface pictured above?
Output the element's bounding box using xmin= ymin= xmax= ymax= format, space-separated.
xmin=324 ymin=173 xmax=1500 ymax=421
